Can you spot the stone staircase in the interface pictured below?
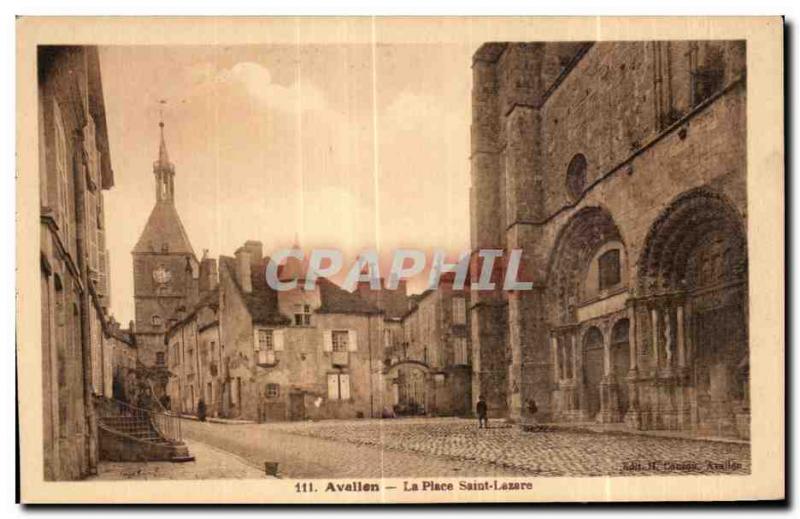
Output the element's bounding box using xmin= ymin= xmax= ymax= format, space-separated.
xmin=97 ymin=398 xmax=194 ymax=462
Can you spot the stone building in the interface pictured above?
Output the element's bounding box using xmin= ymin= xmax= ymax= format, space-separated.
xmin=131 ymin=121 xmax=199 ymax=379
xmin=470 ymin=41 xmax=749 ymax=439
xmin=165 ymin=242 xmax=402 ymax=422
xmin=383 ymin=276 xmax=472 ymax=417
xmin=38 ymin=46 xmax=119 ymax=479
xmin=107 ymin=318 xmax=138 ymax=403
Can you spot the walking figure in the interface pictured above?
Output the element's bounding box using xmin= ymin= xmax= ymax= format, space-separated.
xmin=477 ymin=395 xmax=488 ymax=429
xmin=197 ymin=398 xmax=207 ymax=422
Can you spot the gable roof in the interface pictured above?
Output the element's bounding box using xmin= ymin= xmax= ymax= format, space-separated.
xmin=132 ymin=201 xmax=195 ymax=255
xmin=220 ymin=256 xmax=290 ymax=326
xmin=317 ymin=279 xmax=382 ymax=315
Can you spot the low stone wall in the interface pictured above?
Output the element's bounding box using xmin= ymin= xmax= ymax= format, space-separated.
xmin=99 ymin=425 xmax=190 ymax=462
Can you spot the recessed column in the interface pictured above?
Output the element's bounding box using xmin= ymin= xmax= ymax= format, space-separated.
xmin=676 ymin=304 xmax=686 ymax=368
xmin=627 ymin=303 xmax=638 ymax=371
xmin=650 ymin=306 xmax=660 ymax=368
xmin=551 ymin=335 xmax=560 ymax=382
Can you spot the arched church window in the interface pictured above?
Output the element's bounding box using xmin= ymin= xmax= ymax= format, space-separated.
xmin=566 ymin=153 xmax=587 ymax=201
xmin=598 ymin=249 xmax=621 ymax=290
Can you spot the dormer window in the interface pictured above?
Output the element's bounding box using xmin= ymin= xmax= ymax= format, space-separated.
xmin=294 ymin=304 xmax=311 ymax=326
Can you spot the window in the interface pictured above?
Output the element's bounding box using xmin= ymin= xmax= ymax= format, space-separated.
xmin=327 ymin=373 xmax=350 ymax=400
xmin=332 ymin=330 xmax=349 ymax=352
xmin=452 ymin=297 xmax=466 ymax=324
xmin=266 ymin=383 xmax=280 ymax=399
xmin=210 ymin=341 xmax=216 ymax=357
xmin=155 ymin=351 xmax=166 ymax=366
xmin=294 ymin=304 xmax=311 ymax=326
xmin=256 ymin=329 xmax=274 ymax=351
xmin=454 ymin=337 xmax=469 ymax=365
xmin=152 ymin=315 xmax=162 ymax=326
xmin=598 ymin=249 xmax=621 ymax=290
xmin=566 ymin=153 xmax=587 ymax=201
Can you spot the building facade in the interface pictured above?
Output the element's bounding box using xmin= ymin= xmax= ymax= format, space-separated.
xmin=470 ymin=41 xmax=749 ymax=439
xmin=383 ymin=278 xmax=472 ymax=417
xmin=38 ymin=46 xmax=119 ymax=480
xmin=166 ymin=241 xmax=397 ymax=422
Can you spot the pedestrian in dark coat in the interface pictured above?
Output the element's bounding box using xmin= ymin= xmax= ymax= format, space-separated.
xmin=476 ymin=395 xmax=488 ymax=429
xmin=197 ymin=398 xmax=207 ymax=422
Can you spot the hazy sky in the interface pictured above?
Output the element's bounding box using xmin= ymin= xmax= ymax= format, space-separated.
xmin=99 ymin=44 xmax=474 ymax=324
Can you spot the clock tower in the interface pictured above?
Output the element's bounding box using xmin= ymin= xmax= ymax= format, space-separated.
xmin=132 ymin=120 xmax=198 ymax=367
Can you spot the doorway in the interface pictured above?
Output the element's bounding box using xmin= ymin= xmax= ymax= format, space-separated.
xmin=583 ymin=327 xmax=604 ymax=420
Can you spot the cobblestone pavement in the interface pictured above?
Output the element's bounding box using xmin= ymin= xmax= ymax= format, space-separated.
xmin=180 ymin=417 xmax=750 ymax=479
xmin=90 ymin=439 xmax=267 ymax=480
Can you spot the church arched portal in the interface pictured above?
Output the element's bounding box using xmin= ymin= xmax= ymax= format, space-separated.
xmin=636 ymin=188 xmax=748 ymax=437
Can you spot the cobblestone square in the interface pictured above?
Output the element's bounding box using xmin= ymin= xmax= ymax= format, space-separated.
xmin=180 ymin=417 xmax=750 ymax=479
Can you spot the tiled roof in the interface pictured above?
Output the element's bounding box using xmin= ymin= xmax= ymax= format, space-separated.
xmin=220 ymin=256 xmax=291 ymax=326
xmin=317 ymin=279 xmax=382 ymax=315
xmin=132 ymin=201 xmax=195 ymax=255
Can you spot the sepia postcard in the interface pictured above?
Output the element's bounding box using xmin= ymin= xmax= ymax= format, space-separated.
xmin=16 ymin=16 xmax=784 ymax=503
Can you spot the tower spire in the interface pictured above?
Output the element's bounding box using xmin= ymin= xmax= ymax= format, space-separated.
xmin=157 ymin=100 xmax=170 ymax=168
xmin=153 ymin=100 xmax=175 ymax=203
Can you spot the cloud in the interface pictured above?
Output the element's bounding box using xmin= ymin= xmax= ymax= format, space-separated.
xmin=191 ymin=61 xmax=328 ymax=114
xmin=383 ymin=92 xmax=442 ymax=132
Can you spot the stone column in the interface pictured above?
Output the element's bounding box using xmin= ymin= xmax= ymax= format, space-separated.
xmin=676 ymin=304 xmax=686 ymax=369
xmin=650 ymin=306 xmax=660 ymax=369
xmin=551 ymin=335 xmax=560 ymax=382
xmin=571 ymin=333 xmax=578 ymax=383
xmin=628 ymin=303 xmax=638 ymax=372
xmin=624 ymin=302 xmax=642 ymax=429
xmin=603 ymin=332 xmax=612 ymax=377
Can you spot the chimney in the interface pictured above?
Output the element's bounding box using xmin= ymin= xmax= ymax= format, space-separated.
xmin=199 ymin=257 xmax=218 ymax=294
xmin=244 ymin=240 xmax=263 ymax=266
xmin=235 ymin=247 xmax=252 ymax=293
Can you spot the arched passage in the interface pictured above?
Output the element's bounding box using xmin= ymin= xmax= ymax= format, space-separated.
xmin=384 ymin=361 xmax=433 ymax=416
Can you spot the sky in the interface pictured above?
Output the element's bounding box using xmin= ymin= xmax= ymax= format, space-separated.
xmin=99 ymin=43 xmax=475 ymax=324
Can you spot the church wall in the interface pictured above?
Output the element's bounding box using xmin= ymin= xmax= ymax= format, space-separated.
xmin=471 ymin=41 xmax=748 ymax=434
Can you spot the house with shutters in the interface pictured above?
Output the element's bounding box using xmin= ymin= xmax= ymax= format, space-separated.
xmin=164 ymin=240 xmax=392 ymax=422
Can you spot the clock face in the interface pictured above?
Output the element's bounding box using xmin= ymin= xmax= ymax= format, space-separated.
xmin=152 ymin=265 xmax=172 ymax=286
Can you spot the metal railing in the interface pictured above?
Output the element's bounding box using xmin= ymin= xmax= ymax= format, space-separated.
xmin=96 ymin=397 xmax=182 ymax=444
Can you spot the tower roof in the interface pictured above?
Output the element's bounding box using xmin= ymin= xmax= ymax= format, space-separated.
xmin=132 ymin=201 xmax=195 ymax=255
xmin=155 ymin=121 xmax=172 ymax=171
xmin=133 ymin=118 xmax=194 ymax=255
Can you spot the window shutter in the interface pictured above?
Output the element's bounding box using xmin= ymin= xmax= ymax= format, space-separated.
xmin=274 ymin=329 xmax=284 ymax=351
xmin=327 ymin=373 xmax=339 ymax=399
xmin=339 ymin=374 xmax=351 ymax=400
xmin=347 ymin=330 xmax=358 ymax=352
xmin=253 ymin=329 xmax=261 ymax=351
xmin=323 ymin=330 xmax=333 ymax=352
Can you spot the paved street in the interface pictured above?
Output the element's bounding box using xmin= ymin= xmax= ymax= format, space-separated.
xmin=180 ymin=417 xmax=750 ymax=478
xmin=91 ymin=439 xmax=267 ymax=480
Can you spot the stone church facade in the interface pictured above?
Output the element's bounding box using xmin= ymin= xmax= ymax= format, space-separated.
xmin=470 ymin=41 xmax=749 ymax=439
